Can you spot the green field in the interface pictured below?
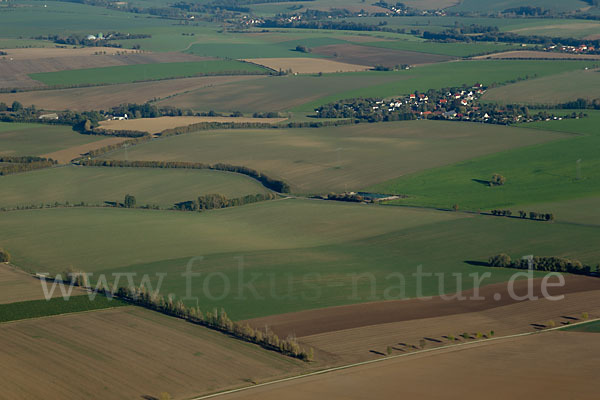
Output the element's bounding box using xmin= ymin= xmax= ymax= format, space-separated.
xmin=102 ymin=120 xmax=563 ymax=194
xmin=561 ymin=320 xmax=600 ymax=333
xmin=1 ymin=201 xmax=599 ymax=319
xmin=362 ymin=40 xmax=523 ymax=57
xmin=0 ymin=295 xmax=126 ymax=323
xmin=482 ymin=69 xmax=600 ymax=105
xmin=29 ymin=60 xmax=270 ymax=86
xmin=0 ymin=166 xmax=270 ymax=209
xmin=370 ymin=111 xmax=600 ymax=211
xmin=0 ymin=122 xmax=104 ymax=156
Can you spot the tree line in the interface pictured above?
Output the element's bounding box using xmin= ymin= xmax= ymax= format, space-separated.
xmin=175 ymin=192 xmax=277 ymax=211
xmin=0 ymin=156 xmax=57 ymax=176
xmin=54 ymin=270 xmax=313 ymax=361
xmin=490 ymin=209 xmax=555 ymax=221
xmin=79 ymin=159 xmax=291 ymax=193
xmin=488 ymin=254 xmax=599 ymax=276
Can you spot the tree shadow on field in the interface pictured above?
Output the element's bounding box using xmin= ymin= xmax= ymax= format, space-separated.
xmin=369 ymin=350 xmax=386 ymax=356
xmin=472 ymin=178 xmax=491 ymax=186
xmin=141 ymin=396 xmax=158 ymax=400
xmin=464 ymin=260 xmax=489 ymax=267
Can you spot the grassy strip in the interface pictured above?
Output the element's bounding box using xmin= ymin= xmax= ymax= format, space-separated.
xmin=0 ymin=295 xmax=126 ymax=323
xmin=560 ymin=319 xmax=600 ymax=333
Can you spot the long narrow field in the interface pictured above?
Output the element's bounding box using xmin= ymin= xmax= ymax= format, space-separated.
xmin=29 ymin=60 xmax=270 ymax=86
xmin=98 ymin=116 xmax=288 ymax=134
xmin=0 ymin=166 xmax=271 ymax=209
xmin=482 ymin=68 xmax=600 ymax=105
xmin=1 ymin=200 xmax=600 ymax=319
xmin=371 ymin=111 xmax=600 ymax=211
xmin=0 ymin=307 xmax=309 ymax=400
xmin=217 ymin=331 xmax=600 ymax=400
xmin=0 ymin=75 xmax=263 ymax=112
xmin=0 ymin=122 xmax=106 ymax=157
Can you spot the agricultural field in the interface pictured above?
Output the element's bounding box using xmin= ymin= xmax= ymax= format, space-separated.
xmin=361 ymin=40 xmax=524 ymax=58
xmin=98 ymin=115 xmax=288 ymax=133
xmin=0 ymin=264 xmax=85 ymax=304
xmin=482 ymin=68 xmax=600 ymax=105
xmin=0 ymin=122 xmax=106 ymax=157
xmin=0 ymin=166 xmax=271 ymax=209
xmin=244 ymin=57 xmax=370 ymax=74
xmin=562 ymin=319 xmax=600 ymax=332
xmin=29 ymin=60 xmax=270 ymax=86
xmin=0 ymin=47 xmax=205 ymax=89
xmin=0 ymin=295 xmax=126 ymax=323
xmin=0 ymin=307 xmax=309 ymax=399
xmin=371 ymin=111 xmax=600 ymax=211
xmin=311 ymin=43 xmax=454 ymax=67
xmin=217 ymin=331 xmax=600 ymax=399
xmin=157 ymin=60 xmax=594 ymax=114
xmin=476 ymin=51 xmax=600 ymax=60
xmin=103 ymin=120 xmax=564 ymax=193
xmin=0 ymin=75 xmax=263 ymax=111
xmin=2 ymin=200 xmax=600 ymax=319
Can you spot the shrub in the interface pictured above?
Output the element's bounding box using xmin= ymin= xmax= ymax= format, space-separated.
xmin=489 ymin=253 xmax=512 ymax=268
xmin=490 ymin=173 xmax=506 ymax=186
xmin=0 ymin=249 xmax=10 ymax=263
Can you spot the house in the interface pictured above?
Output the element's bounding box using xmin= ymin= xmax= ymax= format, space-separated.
xmin=460 ymin=99 xmax=468 ymax=106
xmin=443 ymin=110 xmax=458 ymax=119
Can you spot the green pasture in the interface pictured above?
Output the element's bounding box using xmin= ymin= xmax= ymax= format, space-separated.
xmin=1 ymin=201 xmax=599 ymax=319
xmin=29 ymin=60 xmax=270 ymax=86
xmin=370 ymin=111 xmax=600 ymax=211
xmin=0 ymin=166 xmax=270 ymax=209
xmin=561 ymin=320 xmax=600 ymax=333
xmin=449 ymin=0 xmax=591 ymax=13
xmin=0 ymin=122 xmax=103 ymax=156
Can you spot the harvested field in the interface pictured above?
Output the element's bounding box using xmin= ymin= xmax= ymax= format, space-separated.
xmin=0 ymin=264 xmax=83 ymax=304
xmin=219 ymin=331 xmax=600 ymax=400
xmin=298 ymin=288 xmax=600 ymax=364
xmin=244 ymin=57 xmax=369 ymax=74
xmin=98 ymin=115 xmax=288 ymax=134
xmin=312 ymin=43 xmax=454 ymax=68
xmin=41 ymin=137 xmax=128 ymax=163
xmin=0 ymin=307 xmax=309 ymax=400
xmin=105 ymin=120 xmax=567 ymax=193
xmin=475 ymin=50 xmax=600 ymax=60
xmin=0 ymin=48 xmax=208 ymax=89
xmin=245 ymin=275 xmax=600 ymax=338
xmin=0 ymin=75 xmax=262 ymax=111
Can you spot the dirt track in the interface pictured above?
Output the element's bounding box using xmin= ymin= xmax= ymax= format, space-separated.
xmin=245 ymin=275 xmax=600 ymax=338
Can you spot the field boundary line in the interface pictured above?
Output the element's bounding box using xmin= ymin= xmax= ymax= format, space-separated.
xmin=188 ymin=317 xmax=600 ymax=400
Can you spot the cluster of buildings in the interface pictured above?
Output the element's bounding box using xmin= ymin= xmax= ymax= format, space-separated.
xmin=545 ymin=44 xmax=598 ymax=54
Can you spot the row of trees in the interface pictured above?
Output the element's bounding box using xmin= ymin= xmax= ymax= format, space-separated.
xmin=488 ymin=254 xmax=598 ymax=276
xmin=490 ymin=209 xmax=555 ymax=221
xmin=56 ymin=268 xmax=313 ymax=361
xmin=79 ymin=159 xmax=291 ymax=193
xmin=0 ymin=156 xmax=57 ymax=176
xmin=175 ymin=193 xmax=277 ymax=211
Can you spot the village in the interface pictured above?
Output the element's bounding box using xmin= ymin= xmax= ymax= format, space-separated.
xmin=315 ymin=83 xmax=582 ymax=125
